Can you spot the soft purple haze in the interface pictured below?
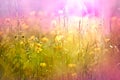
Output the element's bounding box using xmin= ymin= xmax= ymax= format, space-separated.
xmin=0 ymin=0 xmax=118 ymax=16
xmin=0 ymin=0 xmax=119 ymax=33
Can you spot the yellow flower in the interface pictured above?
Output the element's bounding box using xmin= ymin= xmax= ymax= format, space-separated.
xmin=40 ymin=63 xmax=46 ymax=67
xmin=35 ymin=43 xmax=42 ymax=53
xmin=20 ymin=41 xmax=24 ymax=45
xmin=55 ymin=35 xmax=63 ymax=42
xmin=35 ymin=43 xmax=42 ymax=48
xmin=29 ymin=43 xmax=34 ymax=48
xmin=54 ymin=45 xmax=62 ymax=50
xmin=54 ymin=42 xmax=63 ymax=50
xmin=41 ymin=37 xmax=48 ymax=43
xmin=29 ymin=36 xmax=35 ymax=41
xmin=36 ymin=48 xmax=43 ymax=53
xmin=68 ymin=64 xmax=76 ymax=68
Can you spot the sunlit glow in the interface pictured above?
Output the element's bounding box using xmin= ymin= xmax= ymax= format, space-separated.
xmin=0 ymin=0 xmax=120 ymax=80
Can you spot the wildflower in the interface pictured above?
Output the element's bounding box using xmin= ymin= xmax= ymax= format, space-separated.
xmin=14 ymin=35 xmax=19 ymax=40
xmin=20 ymin=41 xmax=24 ymax=45
xmin=54 ymin=42 xmax=63 ymax=50
xmin=36 ymin=48 xmax=43 ymax=53
xmin=55 ymin=35 xmax=63 ymax=42
xmin=29 ymin=43 xmax=34 ymax=48
xmin=29 ymin=36 xmax=35 ymax=41
xmin=14 ymin=35 xmax=17 ymax=39
xmin=68 ymin=63 xmax=76 ymax=68
xmin=54 ymin=45 xmax=62 ymax=50
xmin=41 ymin=37 xmax=48 ymax=43
xmin=40 ymin=63 xmax=46 ymax=67
xmin=35 ymin=43 xmax=42 ymax=53
xmin=35 ymin=43 xmax=42 ymax=48
xmin=21 ymin=35 xmax=25 ymax=38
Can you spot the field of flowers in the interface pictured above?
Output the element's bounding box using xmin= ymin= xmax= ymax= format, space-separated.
xmin=0 ymin=13 xmax=120 ymax=80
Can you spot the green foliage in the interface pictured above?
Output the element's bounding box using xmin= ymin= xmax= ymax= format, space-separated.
xmin=0 ymin=18 xmax=107 ymax=80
